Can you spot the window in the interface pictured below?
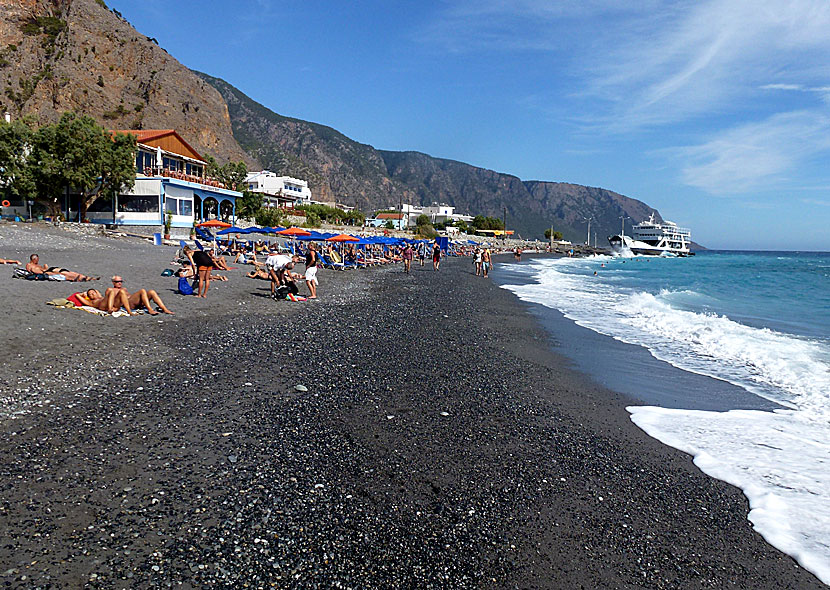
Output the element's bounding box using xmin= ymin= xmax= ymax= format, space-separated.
xmin=164 ymin=197 xmax=193 ymax=216
xmin=118 ymin=194 xmax=159 ymax=212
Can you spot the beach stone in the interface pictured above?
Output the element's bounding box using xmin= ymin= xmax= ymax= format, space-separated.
xmin=294 ymin=385 xmax=308 ymax=392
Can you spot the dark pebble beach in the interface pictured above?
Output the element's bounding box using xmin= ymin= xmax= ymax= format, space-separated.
xmin=0 ymin=223 xmax=823 ymax=588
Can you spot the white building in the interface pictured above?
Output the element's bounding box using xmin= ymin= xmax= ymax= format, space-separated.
xmin=245 ymin=171 xmax=312 ymax=207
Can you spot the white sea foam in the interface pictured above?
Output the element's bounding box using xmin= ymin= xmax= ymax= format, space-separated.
xmin=501 ymin=257 xmax=830 ymax=584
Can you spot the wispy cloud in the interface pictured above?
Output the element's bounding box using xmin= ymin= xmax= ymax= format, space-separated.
xmin=587 ymin=0 xmax=830 ymax=129
xmin=673 ymin=111 xmax=830 ymax=194
xmin=801 ymin=198 xmax=830 ymax=207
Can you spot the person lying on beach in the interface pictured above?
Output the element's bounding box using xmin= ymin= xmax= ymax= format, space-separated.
xmin=25 ymin=254 xmax=99 ymax=282
xmin=66 ymin=288 xmax=136 ymax=315
xmin=108 ymin=276 xmax=174 ymax=315
xmin=246 ymin=267 xmax=270 ymax=280
xmin=0 ymin=258 xmax=21 ymax=265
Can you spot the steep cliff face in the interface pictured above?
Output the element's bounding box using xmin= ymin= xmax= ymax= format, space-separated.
xmin=0 ymin=0 xmax=254 ymax=165
xmin=196 ymin=71 xmax=415 ymax=211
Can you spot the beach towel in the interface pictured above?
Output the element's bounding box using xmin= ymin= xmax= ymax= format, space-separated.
xmin=46 ymin=300 xmax=131 ymax=317
xmin=286 ymin=293 xmax=307 ymax=302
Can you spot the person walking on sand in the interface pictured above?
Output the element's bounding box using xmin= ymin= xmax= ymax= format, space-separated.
xmin=304 ymin=243 xmax=319 ymax=299
xmin=402 ymin=243 xmax=413 ymax=273
xmin=432 ymin=242 xmax=442 ymax=271
xmin=482 ymin=248 xmax=492 ymax=278
xmin=417 ymin=241 xmax=427 ymax=266
xmin=474 ymin=247 xmax=482 ymax=276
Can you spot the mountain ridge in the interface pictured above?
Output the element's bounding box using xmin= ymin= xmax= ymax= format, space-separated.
xmin=2 ymin=0 xmax=669 ymax=242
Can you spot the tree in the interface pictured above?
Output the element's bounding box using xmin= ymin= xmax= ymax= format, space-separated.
xmin=30 ymin=113 xmax=135 ymax=219
xmin=416 ymin=213 xmax=430 ymax=227
xmin=255 ymin=206 xmax=285 ymax=227
xmin=472 ymin=215 xmax=504 ymax=231
xmin=206 ymin=156 xmax=248 ymax=191
xmin=236 ymin=189 xmax=263 ymax=220
xmin=344 ymin=209 xmax=365 ymax=226
xmin=0 ymin=117 xmax=36 ymax=202
xmin=384 ymin=220 xmax=395 ymax=230
xmin=544 ymin=228 xmax=563 ymax=240
xmin=456 ymin=219 xmax=468 ymax=233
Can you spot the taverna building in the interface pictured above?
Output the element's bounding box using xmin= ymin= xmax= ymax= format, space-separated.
xmin=84 ymin=129 xmax=242 ymax=233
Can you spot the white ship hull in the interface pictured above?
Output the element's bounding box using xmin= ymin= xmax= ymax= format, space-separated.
xmin=608 ymin=234 xmax=692 ymax=256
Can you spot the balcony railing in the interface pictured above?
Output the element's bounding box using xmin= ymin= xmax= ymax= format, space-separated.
xmin=141 ymin=166 xmax=228 ymax=190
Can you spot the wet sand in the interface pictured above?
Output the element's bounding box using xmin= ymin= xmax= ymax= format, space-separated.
xmin=0 ymin=222 xmax=823 ymax=588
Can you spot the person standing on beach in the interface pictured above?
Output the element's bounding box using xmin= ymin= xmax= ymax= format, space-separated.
xmin=183 ymin=246 xmax=214 ymax=298
xmin=482 ymin=248 xmax=492 ymax=278
xmin=417 ymin=241 xmax=427 ymax=266
xmin=304 ymin=243 xmax=319 ymax=299
xmin=266 ymin=253 xmax=301 ymax=299
xmin=474 ymin=248 xmax=482 ymax=276
xmin=402 ymin=243 xmax=413 ymax=273
xmin=432 ymin=242 xmax=442 ymax=271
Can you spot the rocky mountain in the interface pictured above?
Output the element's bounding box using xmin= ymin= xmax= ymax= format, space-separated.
xmin=0 ymin=0 xmax=251 ymax=165
xmin=200 ymin=72 xmax=663 ymax=242
xmin=2 ymin=0 xmax=667 ymax=242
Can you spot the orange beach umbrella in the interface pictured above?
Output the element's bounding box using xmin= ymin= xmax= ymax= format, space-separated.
xmin=277 ymin=227 xmax=312 ymax=237
xmin=197 ymin=220 xmax=232 ymax=228
xmin=326 ymin=233 xmax=359 ymax=242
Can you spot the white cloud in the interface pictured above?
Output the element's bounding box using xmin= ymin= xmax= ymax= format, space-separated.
xmin=674 ymin=111 xmax=830 ymax=194
xmin=587 ymin=0 xmax=830 ymax=129
xmin=800 ymin=198 xmax=830 ymax=207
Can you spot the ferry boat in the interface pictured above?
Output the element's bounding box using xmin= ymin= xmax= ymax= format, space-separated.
xmin=608 ymin=214 xmax=692 ymax=256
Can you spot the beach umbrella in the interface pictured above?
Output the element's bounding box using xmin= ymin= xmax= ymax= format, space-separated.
xmin=197 ymin=219 xmax=232 ymax=229
xmin=216 ymin=226 xmax=246 ymax=235
xmin=277 ymin=227 xmax=312 ymax=237
xmin=326 ymin=233 xmax=359 ymax=242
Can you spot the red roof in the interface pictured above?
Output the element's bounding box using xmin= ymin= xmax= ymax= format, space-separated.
xmin=110 ymin=129 xmax=204 ymax=162
xmin=376 ymin=212 xmax=403 ymax=220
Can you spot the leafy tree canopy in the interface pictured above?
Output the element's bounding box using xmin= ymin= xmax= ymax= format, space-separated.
xmin=544 ymin=228 xmax=564 ymax=240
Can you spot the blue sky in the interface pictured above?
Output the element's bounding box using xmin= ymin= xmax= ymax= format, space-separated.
xmin=110 ymin=0 xmax=830 ymax=250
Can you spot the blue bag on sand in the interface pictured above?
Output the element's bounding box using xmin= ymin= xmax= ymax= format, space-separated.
xmin=177 ymin=277 xmax=194 ymax=295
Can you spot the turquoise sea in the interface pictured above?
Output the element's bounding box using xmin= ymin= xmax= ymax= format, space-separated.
xmin=498 ymin=250 xmax=830 ymax=584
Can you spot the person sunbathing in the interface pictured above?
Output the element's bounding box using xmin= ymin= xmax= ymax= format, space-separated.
xmin=246 ymin=267 xmax=270 ymax=280
xmin=0 ymin=258 xmax=21 ymax=265
xmin=26 ymin=254 xmax=98 ymax=281
xmin=67 ymin=288 xmax=135 ymax=315
xmin=108 ymin=276 xmax=174 ymax=315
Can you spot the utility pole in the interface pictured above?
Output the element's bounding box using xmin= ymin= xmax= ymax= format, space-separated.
xmin=583 ymin=216 xmax=592 ymax=245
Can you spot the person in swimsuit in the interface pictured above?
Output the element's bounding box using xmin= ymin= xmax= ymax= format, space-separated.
xmin=474 ymin=248 xmax=482 ymax=276
xmin=432 ymin=242 xmax=441 ymax=271
xmin=109 ymin=276 xmax=174 ymax=315
xmin=0 ymin=258 xmax=21 ymax=265
xmin=26 ymin=254 xmax=98 ymax=281
xmin=67 ymin=288 xmax=135 ymax=314
xmin=304 ymin=243 xmax=319 ymax=299
xmin=482 ymin=248 xmax=492 ymax=278
xmin=182 ymin=246 xmax=215 ymax=298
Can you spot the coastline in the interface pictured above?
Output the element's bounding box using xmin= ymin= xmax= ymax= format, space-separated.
xmin=0 ymin=224 xmax=823 ymax=588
